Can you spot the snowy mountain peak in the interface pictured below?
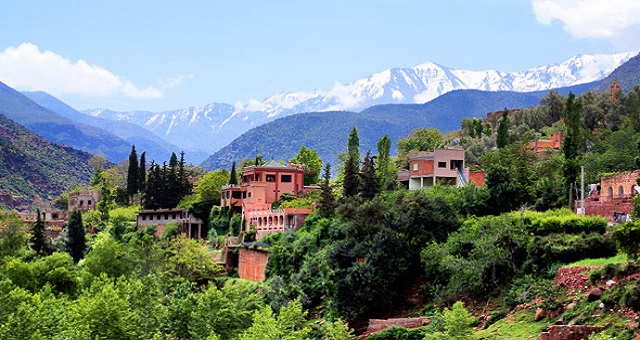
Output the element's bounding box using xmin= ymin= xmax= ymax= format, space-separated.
xmin=85 ymin=51 xmax=636 ymax=157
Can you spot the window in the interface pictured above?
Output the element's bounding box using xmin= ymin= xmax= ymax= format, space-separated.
xmin=281 ymin=175 xmax=292 ymax=182
xmin=52 ymin=213 xmax=59 ymax=219
xmin=243 ymin=191 xmax=247 ymax=198
xmin=142 ymin=215 xmax=147 ymax=221
xmin=232 ymin=191 xmax=242 ymax=199
xmin=79 ymin=200 xmax=84 ymax=206
xmin=618 ymin=185 xmax=624 ymax=197
xmin=149 ymin=215 xmax=153 ymax=221
xmin=412 ymin=163 xmax=419 ymax=171
xmin=266 ymin=174 xmax=276 ymax=182
xmin=87 ymin=200 xmax=92 ymax=206
xmin=255 ymin=174 xmax=261 ymax=182
xmin=438 ymin=162 xmax=447 ymax=168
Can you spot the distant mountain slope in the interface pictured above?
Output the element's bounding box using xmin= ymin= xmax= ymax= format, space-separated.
xmin=87 ymin=52 xmax=633 ymax=157
xmin=22 ymin=91 xmax=183 ymax=163
xmin=0 ymin=113 xmax=94 ymax=209
xmin=591 ymin=52 xmax=640 ymax=93
xmin=201 ymin=83 xmax=595 ymax=171
xmin=0 ymin=81 xmax=131 ymax=163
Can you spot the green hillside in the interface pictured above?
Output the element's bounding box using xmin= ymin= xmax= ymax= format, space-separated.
xmin=0 ymin=113 xmax=94 ymax=209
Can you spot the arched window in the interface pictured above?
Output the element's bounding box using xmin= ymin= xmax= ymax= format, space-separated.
xmin=608 ymin=187 xmax=613 ymax=199
xmin=618 ymin=185 xmax=624 ymax=198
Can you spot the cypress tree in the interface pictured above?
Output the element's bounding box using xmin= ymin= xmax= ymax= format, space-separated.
xmin=30 ymin=209 xmax=48 ymax=256
xmin=138 ymin=151 xmax=147 ymax=198
xmin=178 ymin=151 xmax=191 ymax=198
xmin=127 ymin=145 xmax=139 ymax=201
xmin=318 ymin=163 xmax=335 ymax=215
xmin=229 ymin=161 xmax=238 ymax=185
xmin=360 ymin=150 xmax=379 ymax=199
xmin=376 ymin=135 xmax=395 ymax=191
xmin=343 ymin=127 xmax=361 ymax=197
xmin=66 ymin=209 xmax=86 ymax=263
xmin=496 ymin=109 xmax=510 ymax=148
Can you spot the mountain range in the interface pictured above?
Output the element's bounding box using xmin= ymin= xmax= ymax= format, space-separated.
xmin=200 ymin=82 xmax=596 ymax=171
xmin=83 ymin=52 xmax=636 ymax=161
xmin=22 ymin=91 xmax=181 ymax=164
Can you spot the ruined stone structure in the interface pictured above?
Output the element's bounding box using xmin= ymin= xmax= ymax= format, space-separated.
xmin=68 ymin=188 xmax=100 ymax=211
xmin=136 ymin=208 xmax=205 ymax=239
xmin=397 ymin=149 xmax=485 ymax=189
xmin=237 ymin=247 xmax=269 ymax=282
xmin=581 ymin=170 xmax=640 ymax=223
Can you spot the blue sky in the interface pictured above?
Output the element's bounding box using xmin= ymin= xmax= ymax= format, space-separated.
xmin=0 ymin=0 xmax=638 ymax=112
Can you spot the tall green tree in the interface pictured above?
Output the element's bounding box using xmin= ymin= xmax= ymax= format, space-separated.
xmin=318 ymin=163 xmax=336 ymax=216
xmin=375 ymin=135 xmax=396 ymax=191
xmin=229 ymin=161 xmax=238 ymax=185
xmin=562 ymin=92 xmax=583 ymax=204
xmin=29 ymin=209 xmax=49 ymax=256
xmin=496 ymin=108 xmax=510 ymax=148
xmin=343 ymin=127 xmax=361 ymax=198
xmin=138 ymin=151 xmax=146 ymax=204
xmin=360 ymin=150 xmax=379 ymax=199
xmin=66 ymin=209 xmax=86 ymax=263
xmin=127 ymin=145 xmax=139 ymax=201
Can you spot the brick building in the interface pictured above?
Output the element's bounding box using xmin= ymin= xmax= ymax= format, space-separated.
xmin=580 ymin=170 xmax=640 ymax=223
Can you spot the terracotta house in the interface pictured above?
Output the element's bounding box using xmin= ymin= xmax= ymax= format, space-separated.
xmin=580 ymin=170 xmax=640 ymax=223
xmin=220 ymin=160 xmax=316 ymax=240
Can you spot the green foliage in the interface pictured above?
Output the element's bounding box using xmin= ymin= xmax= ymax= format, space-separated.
xmin=423 ymin=301 xmax=475 ymax=340
xmin=290 ymin=145 xmax=323 ymax=185
xmin=612 ymin=221 xmax=640 ymax=260
xmin=517 ymin=209 xmax=608 ymax=235
xmin=367 ymin=326 xmax=429 ymax=340
xmin=0 ymin=211 xmax=28 ymax=258
xmin=239 ymin=299 xmax=311 ymax=340
xmin=189 ymin=281 xmax=266 ymax=340
xmin=82 ymin=232 xmax=133 ymax=279
xmin=166 ymin=234 xmax=225 ymax=283
xmin=195 ymin=169 xmax=231 ymax=203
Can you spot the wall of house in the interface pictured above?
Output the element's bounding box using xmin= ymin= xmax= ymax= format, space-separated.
xmin=582 ymin=170 xmax=640 ymax=222
xmin=238 ymin=247 xmax=269 ymax=282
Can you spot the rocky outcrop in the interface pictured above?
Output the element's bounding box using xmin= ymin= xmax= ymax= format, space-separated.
xmin=539 ymin=325 xmax=604 ymax=340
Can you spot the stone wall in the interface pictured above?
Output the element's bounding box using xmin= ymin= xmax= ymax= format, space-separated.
xmin=238 ymin=247 xmax=269 ymax=282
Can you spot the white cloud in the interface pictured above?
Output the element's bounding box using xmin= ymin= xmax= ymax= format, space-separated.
xmin=0 ymin=43 xmax=162 ymax=98
xmin=532 ymin=0 xmax=640 ymax=46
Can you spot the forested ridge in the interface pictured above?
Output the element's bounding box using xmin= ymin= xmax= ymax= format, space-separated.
xmin=2 ymin=85 xmax=640 ymax=339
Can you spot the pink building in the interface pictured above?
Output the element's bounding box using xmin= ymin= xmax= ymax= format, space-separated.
xmin=398 ymin=149 xmax=484 ymax=189
xmin=136 ymin=208 xmax=206 ymax=239
xmin=220 ymin=160 xmax=316 ymax=239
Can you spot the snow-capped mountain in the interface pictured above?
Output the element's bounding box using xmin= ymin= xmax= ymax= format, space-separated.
xmin=85 ymin=51 xmax=635 ymax=158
